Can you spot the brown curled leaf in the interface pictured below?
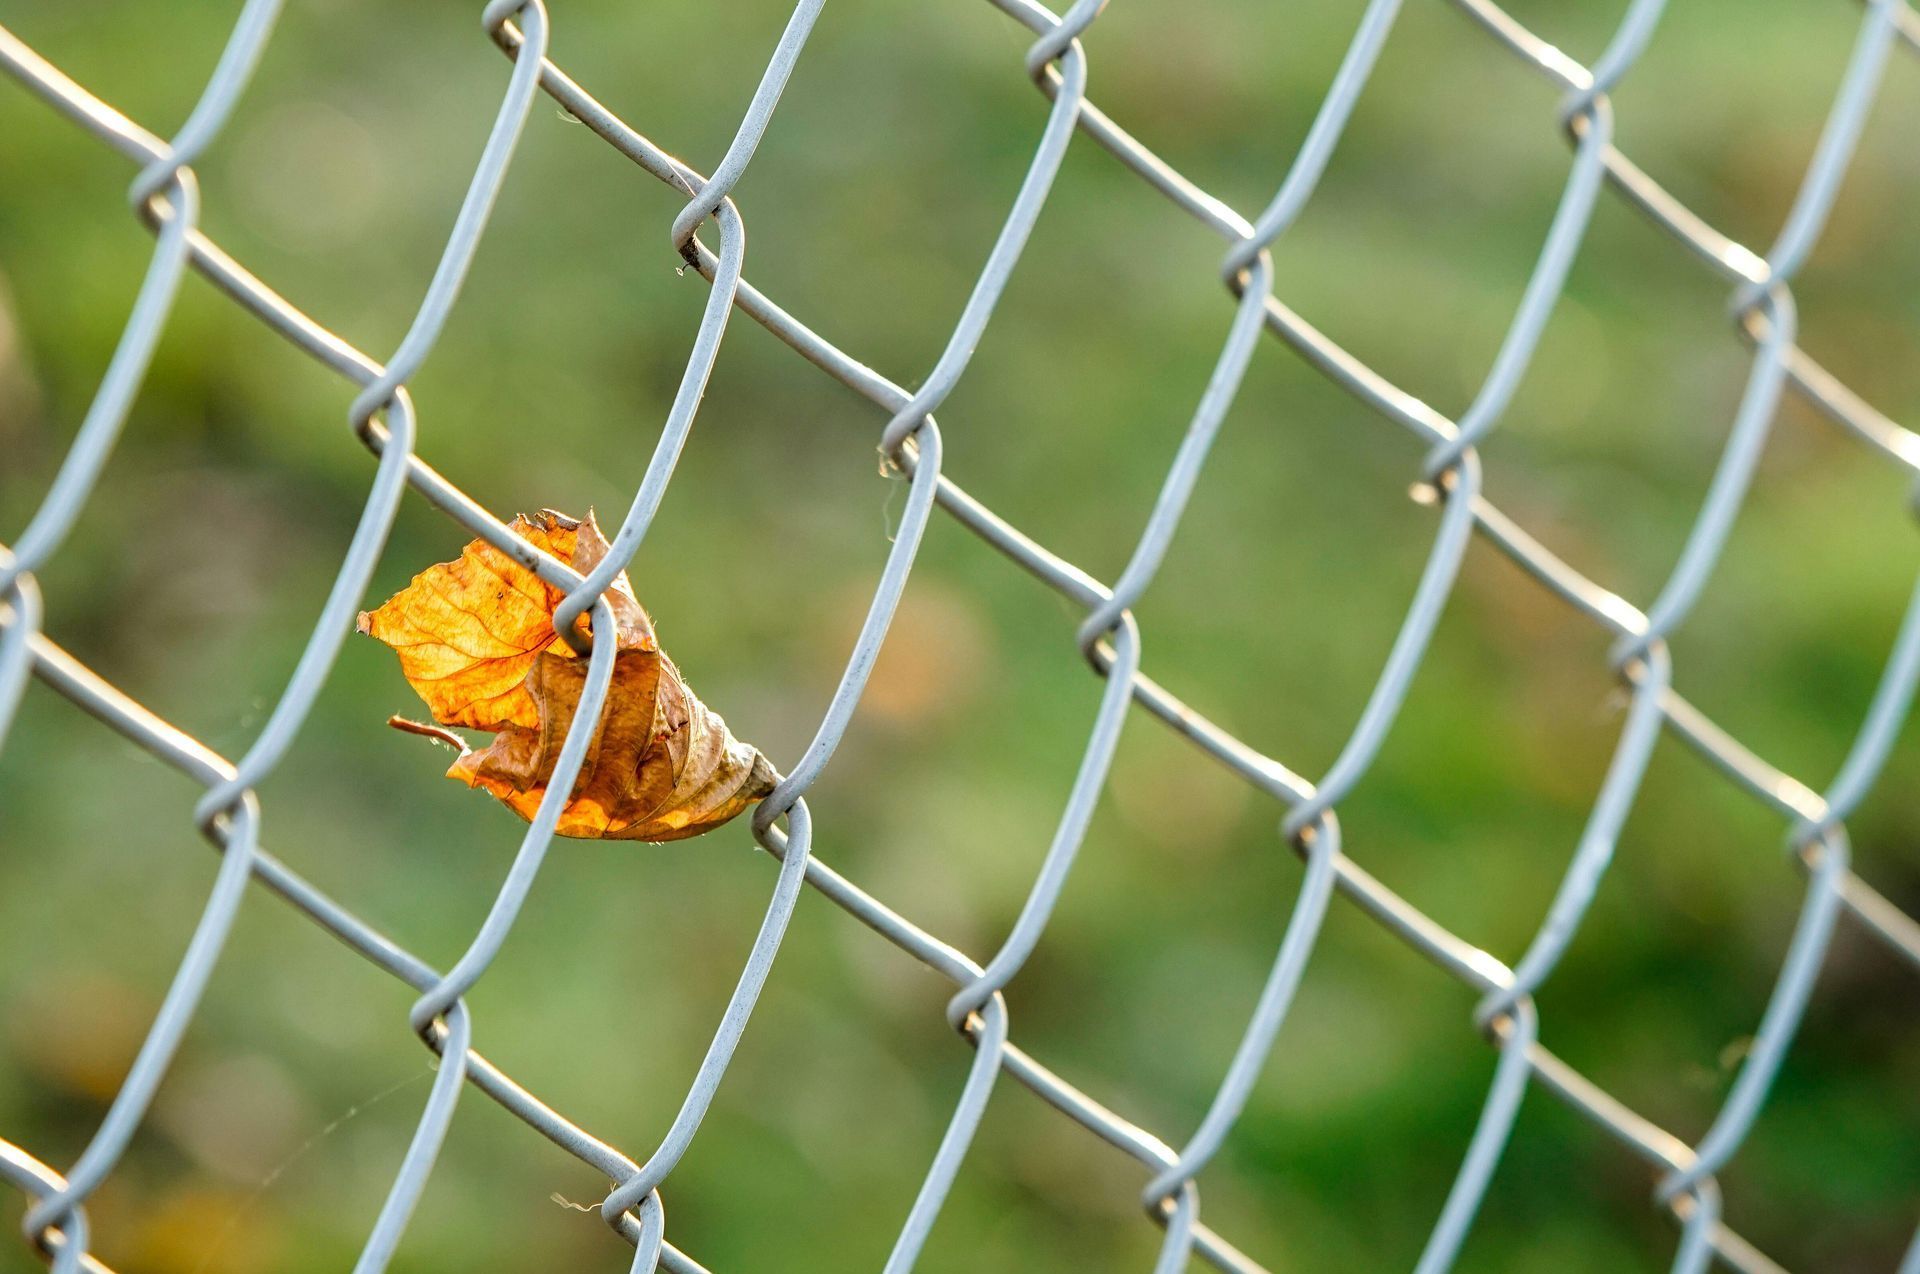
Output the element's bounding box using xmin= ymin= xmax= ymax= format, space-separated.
xmin=357 ymin=510 xmax=774 ymax=842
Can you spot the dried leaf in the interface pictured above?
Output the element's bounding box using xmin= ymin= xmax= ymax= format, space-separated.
xmin=357 ymin=510 xmax=775 ymax=842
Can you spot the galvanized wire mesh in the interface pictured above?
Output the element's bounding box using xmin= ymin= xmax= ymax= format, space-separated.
xmin=2 ymin=0 xmax=1919 ymax=1271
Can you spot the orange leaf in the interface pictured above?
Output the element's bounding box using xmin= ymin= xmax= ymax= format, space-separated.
xmin=359 ymin=510 xmax=774 ymax=842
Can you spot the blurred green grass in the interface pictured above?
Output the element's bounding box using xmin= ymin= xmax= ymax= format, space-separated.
xmin=2 ymin=0 xmax=1919 ymax=1270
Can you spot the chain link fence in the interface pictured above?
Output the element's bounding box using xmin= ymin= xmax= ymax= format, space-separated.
xmin=2 ymin=0 xmax=1919 ymax=1270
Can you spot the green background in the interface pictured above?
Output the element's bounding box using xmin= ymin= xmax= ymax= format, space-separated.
xmin=2 ymin=0 xmax=1918 ymax=1270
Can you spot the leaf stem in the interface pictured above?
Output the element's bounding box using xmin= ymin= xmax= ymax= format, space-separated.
xmin=386 ymin=715 xmax=471 ymax=755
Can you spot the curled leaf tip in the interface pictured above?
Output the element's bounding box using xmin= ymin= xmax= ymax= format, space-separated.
xmin=359 ymin=510 xmax=771 ymax=842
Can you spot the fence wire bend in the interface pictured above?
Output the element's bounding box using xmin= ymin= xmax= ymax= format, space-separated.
xmin=2 ymin=1 xmax=1919 ymax=1272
